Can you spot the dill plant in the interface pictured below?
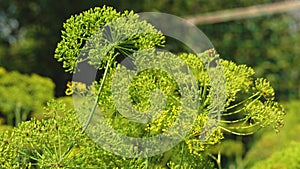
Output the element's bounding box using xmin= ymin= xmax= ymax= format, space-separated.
xmin=0 ymin=67 xmax=54 ymax=127
xmin=0 ymin=6 xmax=285 ymax=168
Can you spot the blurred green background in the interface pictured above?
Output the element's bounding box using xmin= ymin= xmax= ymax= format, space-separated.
xmin=0 ymin=0 xmax=300 ymax=168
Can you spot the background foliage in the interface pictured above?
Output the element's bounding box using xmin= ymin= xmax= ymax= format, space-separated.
xmin=0 ymin=67 xmax=54 ymax=127
xmin=0 ymin=0 xmax=299 ymax=100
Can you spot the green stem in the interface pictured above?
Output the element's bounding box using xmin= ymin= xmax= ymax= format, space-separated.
xmin=217 ymin=142 xmax=221 ymax=169
xmin=15 ymin=103 xmax=21 ymax=126
xmin=221 ymin=108 xmax=244 ymax=117
xmin=160 ymin=149 xmax=173 ymax=167
xmin=179 ymin=143 xmax=184 ymax=168
xmin=219 ymin=126 xmax=259 ymax=136
xmin=220 ymin=117 xmax=249 ymax=123
xmin=222 ymin=93 xmax=261 ymax=117
xmin=225 ymin=92 xmax=260 ymax=111
xmin=7 ymin=112 xmax=13 ymax=126
xmin=62 ymin=54 xmax=116 ymax=159
xmin=224 ymin=122 xmax=259 ymax=130
xmin=207 ymin=153 xmax=219 ymax=167
xmin=22 ymin=109 xmax=30 ymax=121
xmin=201 ymin=82 xmax=207 ymax=104
xmin=207 ymin=144 xmax=222 ymax=169
xmin=81 ymin=55 xmax=114 ymax=134
xmin=145 ymin=158 xmax=148 ymax=169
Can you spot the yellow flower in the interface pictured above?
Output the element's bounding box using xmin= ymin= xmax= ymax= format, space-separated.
xmin=65 ymin=81 xmax=74 ymax=95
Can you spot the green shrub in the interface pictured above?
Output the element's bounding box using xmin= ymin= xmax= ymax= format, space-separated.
xmin=250 ymin=141 xmax=300 ymax=169
xmin=0 ymin=67 xmax=54 ymax=126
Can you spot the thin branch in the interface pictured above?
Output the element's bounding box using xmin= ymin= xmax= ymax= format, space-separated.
xmin=186 ymin=1 xmax=300 ymax=25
